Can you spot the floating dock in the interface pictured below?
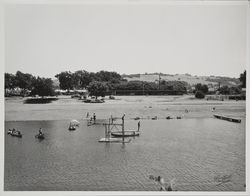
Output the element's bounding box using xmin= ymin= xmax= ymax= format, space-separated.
xmin=213 ymin=114 xmax=241 ymax=123
xmin=98 ymin=138 xmax=131 ymax=143
xmin=111 ymin=131 xmax=140 ymax=137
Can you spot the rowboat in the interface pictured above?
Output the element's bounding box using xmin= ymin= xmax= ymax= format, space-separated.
xmin=8 ymin=129 xmax=22 ymax=138
xmin=35 ymin=133 xmax=45 ymax=139
xmin=68 ymin=125 xmax=76 ymax=131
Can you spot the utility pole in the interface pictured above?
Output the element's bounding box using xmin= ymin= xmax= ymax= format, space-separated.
xmin=142 ymin=83 xmax=145 ymax=96
xmin=122 ymin=114 xmax=125 ymax=143
xmin=158 ymin=74 xmax=161 ymax=90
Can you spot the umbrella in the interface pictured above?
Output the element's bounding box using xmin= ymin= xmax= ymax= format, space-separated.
xmin=70 ymin=120 xmax=80 ymax=126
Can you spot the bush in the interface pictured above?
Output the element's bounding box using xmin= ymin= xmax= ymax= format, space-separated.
xmin=195 ymin=91 xmax=205 ymax=99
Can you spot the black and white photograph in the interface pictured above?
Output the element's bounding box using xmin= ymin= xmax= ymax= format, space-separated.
xmin=1 ymin=0 xmax=249 ymax=194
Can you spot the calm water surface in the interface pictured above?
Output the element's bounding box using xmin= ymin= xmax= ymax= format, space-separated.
xmin=5 ymin=119 xmax=245 ymax=191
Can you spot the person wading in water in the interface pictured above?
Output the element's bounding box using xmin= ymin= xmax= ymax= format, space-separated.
xmin=137 ymin=121 xmax=141 ymax=131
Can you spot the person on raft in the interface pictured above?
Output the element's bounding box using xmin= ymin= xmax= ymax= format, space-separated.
xmin=38 ymin=128 xmax=43 ymax=135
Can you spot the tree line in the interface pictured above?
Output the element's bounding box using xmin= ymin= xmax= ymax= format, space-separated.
xmin=194 ymin=70 xmax=246 ymax=99
xmin=4 ymin=70 xmax=246 ymax=98
xmin=5 ymin=71 xmax=55 ymax=97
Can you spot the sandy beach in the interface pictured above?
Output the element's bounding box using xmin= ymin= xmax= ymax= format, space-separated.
xmin=5 ymin=95 xmax=246 ymax=121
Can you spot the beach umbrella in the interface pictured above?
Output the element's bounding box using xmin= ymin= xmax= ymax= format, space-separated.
xmin=70 ymin=119 xmax=80 ymax=126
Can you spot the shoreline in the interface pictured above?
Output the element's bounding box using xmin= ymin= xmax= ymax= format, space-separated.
xmin=5 ymin=95 xmax=246 ymax=121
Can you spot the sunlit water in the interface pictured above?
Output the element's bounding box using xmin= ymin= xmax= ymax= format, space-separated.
xmin=5 ymin=118 xmax=245 ymax=191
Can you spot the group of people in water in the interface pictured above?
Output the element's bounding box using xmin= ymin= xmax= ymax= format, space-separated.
xmin=149 ymin=175 xmax=174 ymax=191
xmin=86 ymin=112 xmax=96 ymax=123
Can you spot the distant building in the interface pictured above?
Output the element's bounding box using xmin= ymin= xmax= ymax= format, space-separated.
xmin=55 ymin=89 xmax=88 ymax=96
xmin=208 ymin=87 xmax=216 ymax=93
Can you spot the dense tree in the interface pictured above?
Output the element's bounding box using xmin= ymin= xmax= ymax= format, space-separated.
xmin=30 ymin=77 xmax=55 ymax=96
xmin=56 ymin=70 xmax=123 ymax=90
xmin=229 ymin=86 xmax=241 ymax=95
xmin=87 ymin=81 xmax=108 ymax=98
xmin=195 ymin=83 xmax=208 ymax=94
xmin=114 ymin=80 xmax=187 ymax=94
xmin=160 ymin=80 xmax=187 ymax=93
xmin=95 ymin=71 xmax=122 ymax=82
xmin=239 ymin=70 xmax=246 ymax=88
xmin=72 ymin=70 xmax=94 ymax=89
xmin=15 ymin=71 xmax=35 ymax=90
xmin=55 ymin=71 xmax=74 ymax=90
xmin=219 ymin=85 xmax=230 ymax=95
xmin=5 ymin=73 xmax=17 ymax=89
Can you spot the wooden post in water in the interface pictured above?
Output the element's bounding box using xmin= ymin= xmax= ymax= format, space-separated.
xmin=122 ymin=114 xmax=125 ymax=143
xmin=108 ymin=118 xmax=111 ymax=138
xmin=104 ymin=124 xmax=107 ymax=138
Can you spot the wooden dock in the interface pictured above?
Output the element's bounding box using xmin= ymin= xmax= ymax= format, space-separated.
xmin=213 ymin=114 xmax=241 ymax=123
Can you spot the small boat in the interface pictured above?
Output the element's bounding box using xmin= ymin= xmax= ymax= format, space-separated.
xmin=68 ymin=125 xmax=76 ymax=131
xmin=176 ymin=116 xmax=182 ymax=119
xmin=35 ymin=133 xmax=45 ymax=140
xmin=166 ymin=116 xmax=172 ymax=120
xmin=111 ymin=131 xmax=140 ymax=137
xmin=152 ymin=116 xmax=157 ymax=120
xmin=11 ymin=132 xmax=22 ymax=138
xmin=8 ymin=129 xmax=22 ymax=138
xmin=134 ymin=117 xmax=140 ymax=120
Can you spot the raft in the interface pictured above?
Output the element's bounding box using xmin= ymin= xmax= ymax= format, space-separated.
xmin=98 ymin=137 xmax=131 ymax=143
xmin=111 ymin=131 xmax=140 ymax=137
xmin=213 ymin=114 xmax=241 ymax=123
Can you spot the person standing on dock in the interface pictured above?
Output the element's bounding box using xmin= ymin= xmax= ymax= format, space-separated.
xmin=93 ymin=113 xmax=96 ymax=123
xmin=137 ymin=121 xmax=141 ymax=132
xmin=122 ymin=114 xmax=125 ymax=122
xmin=111 ymin=115 xmax=114 ymax=124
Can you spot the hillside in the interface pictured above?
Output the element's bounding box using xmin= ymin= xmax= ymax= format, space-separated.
xmin=122 ymin=73 xmax=240 ymax=87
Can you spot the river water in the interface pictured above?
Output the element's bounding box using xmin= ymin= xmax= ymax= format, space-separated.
xmin=4 ymin=118 xmax=245 ymax=191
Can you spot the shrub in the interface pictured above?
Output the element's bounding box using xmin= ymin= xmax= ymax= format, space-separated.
xmin=195 ymin=91 xmax=205 ymax=99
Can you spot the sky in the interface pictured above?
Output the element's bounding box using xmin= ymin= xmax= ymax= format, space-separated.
xmin=4 ymin=3 xmax=248 ymax=79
